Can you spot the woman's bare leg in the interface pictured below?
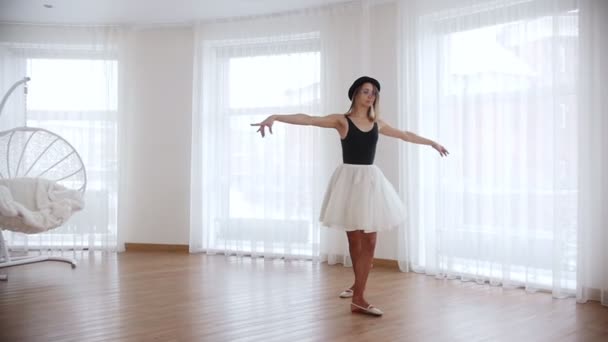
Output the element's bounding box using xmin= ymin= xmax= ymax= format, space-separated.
xmin=347 ymin=230 xmax=377 ymax=309
xmin=346 ymin=231 xmax=362 ymax=291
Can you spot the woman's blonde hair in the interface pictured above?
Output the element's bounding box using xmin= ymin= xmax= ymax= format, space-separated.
xmin=347 ymin=83 xmax=380 ymax=121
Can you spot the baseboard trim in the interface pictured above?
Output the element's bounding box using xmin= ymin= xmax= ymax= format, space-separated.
xmin=123 ymin=244 xmax=399 ymax=269
xmin=124 ymin=243 xmax=189 ymax=253
xmin=373 ymin=258 xmax=399 ymax=269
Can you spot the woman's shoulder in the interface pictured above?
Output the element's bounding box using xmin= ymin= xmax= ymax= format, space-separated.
xmin=375 ymin=118 xmax=396 ymax=130
xmin=375 ymin=117 xmax=386 ymax=125
xmin=328 ymin=113 xmax=349 ymax=122
xmin=316 ymin=113 xmax=348 ymax=128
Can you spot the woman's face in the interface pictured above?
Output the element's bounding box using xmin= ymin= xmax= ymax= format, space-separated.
xmin=356 ymin=82 xmax=377 ymax=107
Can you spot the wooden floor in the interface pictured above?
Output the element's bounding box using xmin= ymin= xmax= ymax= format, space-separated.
xmin=1 ymin=252 xmax=607 ymax=342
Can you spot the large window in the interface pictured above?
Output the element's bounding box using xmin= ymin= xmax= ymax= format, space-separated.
xmin=410 ymin=3 xmax=579 ymax=289
xmin=7 ymin=54 xmax=118 ymax=249
xmin=26 ymin=58 xmax=118 ymax=193
xmin=200 ymin=35 xmax=321 ymax=256
xmin=225 ymin=52 xmax=320 ymax=220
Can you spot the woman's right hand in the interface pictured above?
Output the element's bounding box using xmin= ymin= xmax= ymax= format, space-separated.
xmin=250 ymin=115 xmax=275 ymax=138
xmin=431 ymin=142 xmax=449 ymax=157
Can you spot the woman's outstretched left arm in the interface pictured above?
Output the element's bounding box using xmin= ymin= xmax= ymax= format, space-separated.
xmin=378 ymin=119 xmax=449 ymax=157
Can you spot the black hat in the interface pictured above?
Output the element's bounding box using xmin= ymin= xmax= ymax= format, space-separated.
xmin=348 ymin=76 xmax=380 ymax=100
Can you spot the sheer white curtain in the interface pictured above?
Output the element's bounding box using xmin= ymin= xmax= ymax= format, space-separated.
xmin=190 ymin=2 xmax=376 ymax=262
xmin=0 ymin=24 xmax=125 ymax=253
xmin=577 ymin=0 xmax=608 ymax=305
xmin=397 ymin=0 xmax=582 ymax=297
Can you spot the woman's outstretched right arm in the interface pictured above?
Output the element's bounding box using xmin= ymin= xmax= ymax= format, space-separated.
xmin=251 ymin=114 xmax=343 ymax=137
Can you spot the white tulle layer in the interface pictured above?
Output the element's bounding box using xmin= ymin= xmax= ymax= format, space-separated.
xmin=319 ymin=164 xmax=406 ymax=232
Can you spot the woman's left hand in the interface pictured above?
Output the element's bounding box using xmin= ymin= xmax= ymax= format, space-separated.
xmin=432 ymin=143 xmax=449 ymax=157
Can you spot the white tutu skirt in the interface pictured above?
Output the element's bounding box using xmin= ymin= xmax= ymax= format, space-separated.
xmin=319 ymin=164 xmax=406 ymax=233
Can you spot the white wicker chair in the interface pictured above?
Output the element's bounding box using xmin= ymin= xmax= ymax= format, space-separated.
xmin=0 ymin=77 xmax=86 ymax=280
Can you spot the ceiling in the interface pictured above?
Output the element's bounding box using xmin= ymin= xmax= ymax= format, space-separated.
xmin=0 ymin=0 xmax=353 ymax=25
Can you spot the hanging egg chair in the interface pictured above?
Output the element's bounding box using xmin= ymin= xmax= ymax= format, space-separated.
xmin=0 ymin=77 xmax=86 ymax=280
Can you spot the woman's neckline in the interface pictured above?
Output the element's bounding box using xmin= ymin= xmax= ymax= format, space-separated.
xmin=345 ymin=114 xmax=376 ymax=133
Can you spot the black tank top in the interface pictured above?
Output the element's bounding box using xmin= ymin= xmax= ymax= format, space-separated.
xmin=341 ymin=115 xmax=378 ymax=165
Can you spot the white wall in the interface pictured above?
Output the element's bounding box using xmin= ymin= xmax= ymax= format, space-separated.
xmin=125 ymin=3 xmax=403 ymax=260
xmin=123 ymin=27 xmax=194 ymax=245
